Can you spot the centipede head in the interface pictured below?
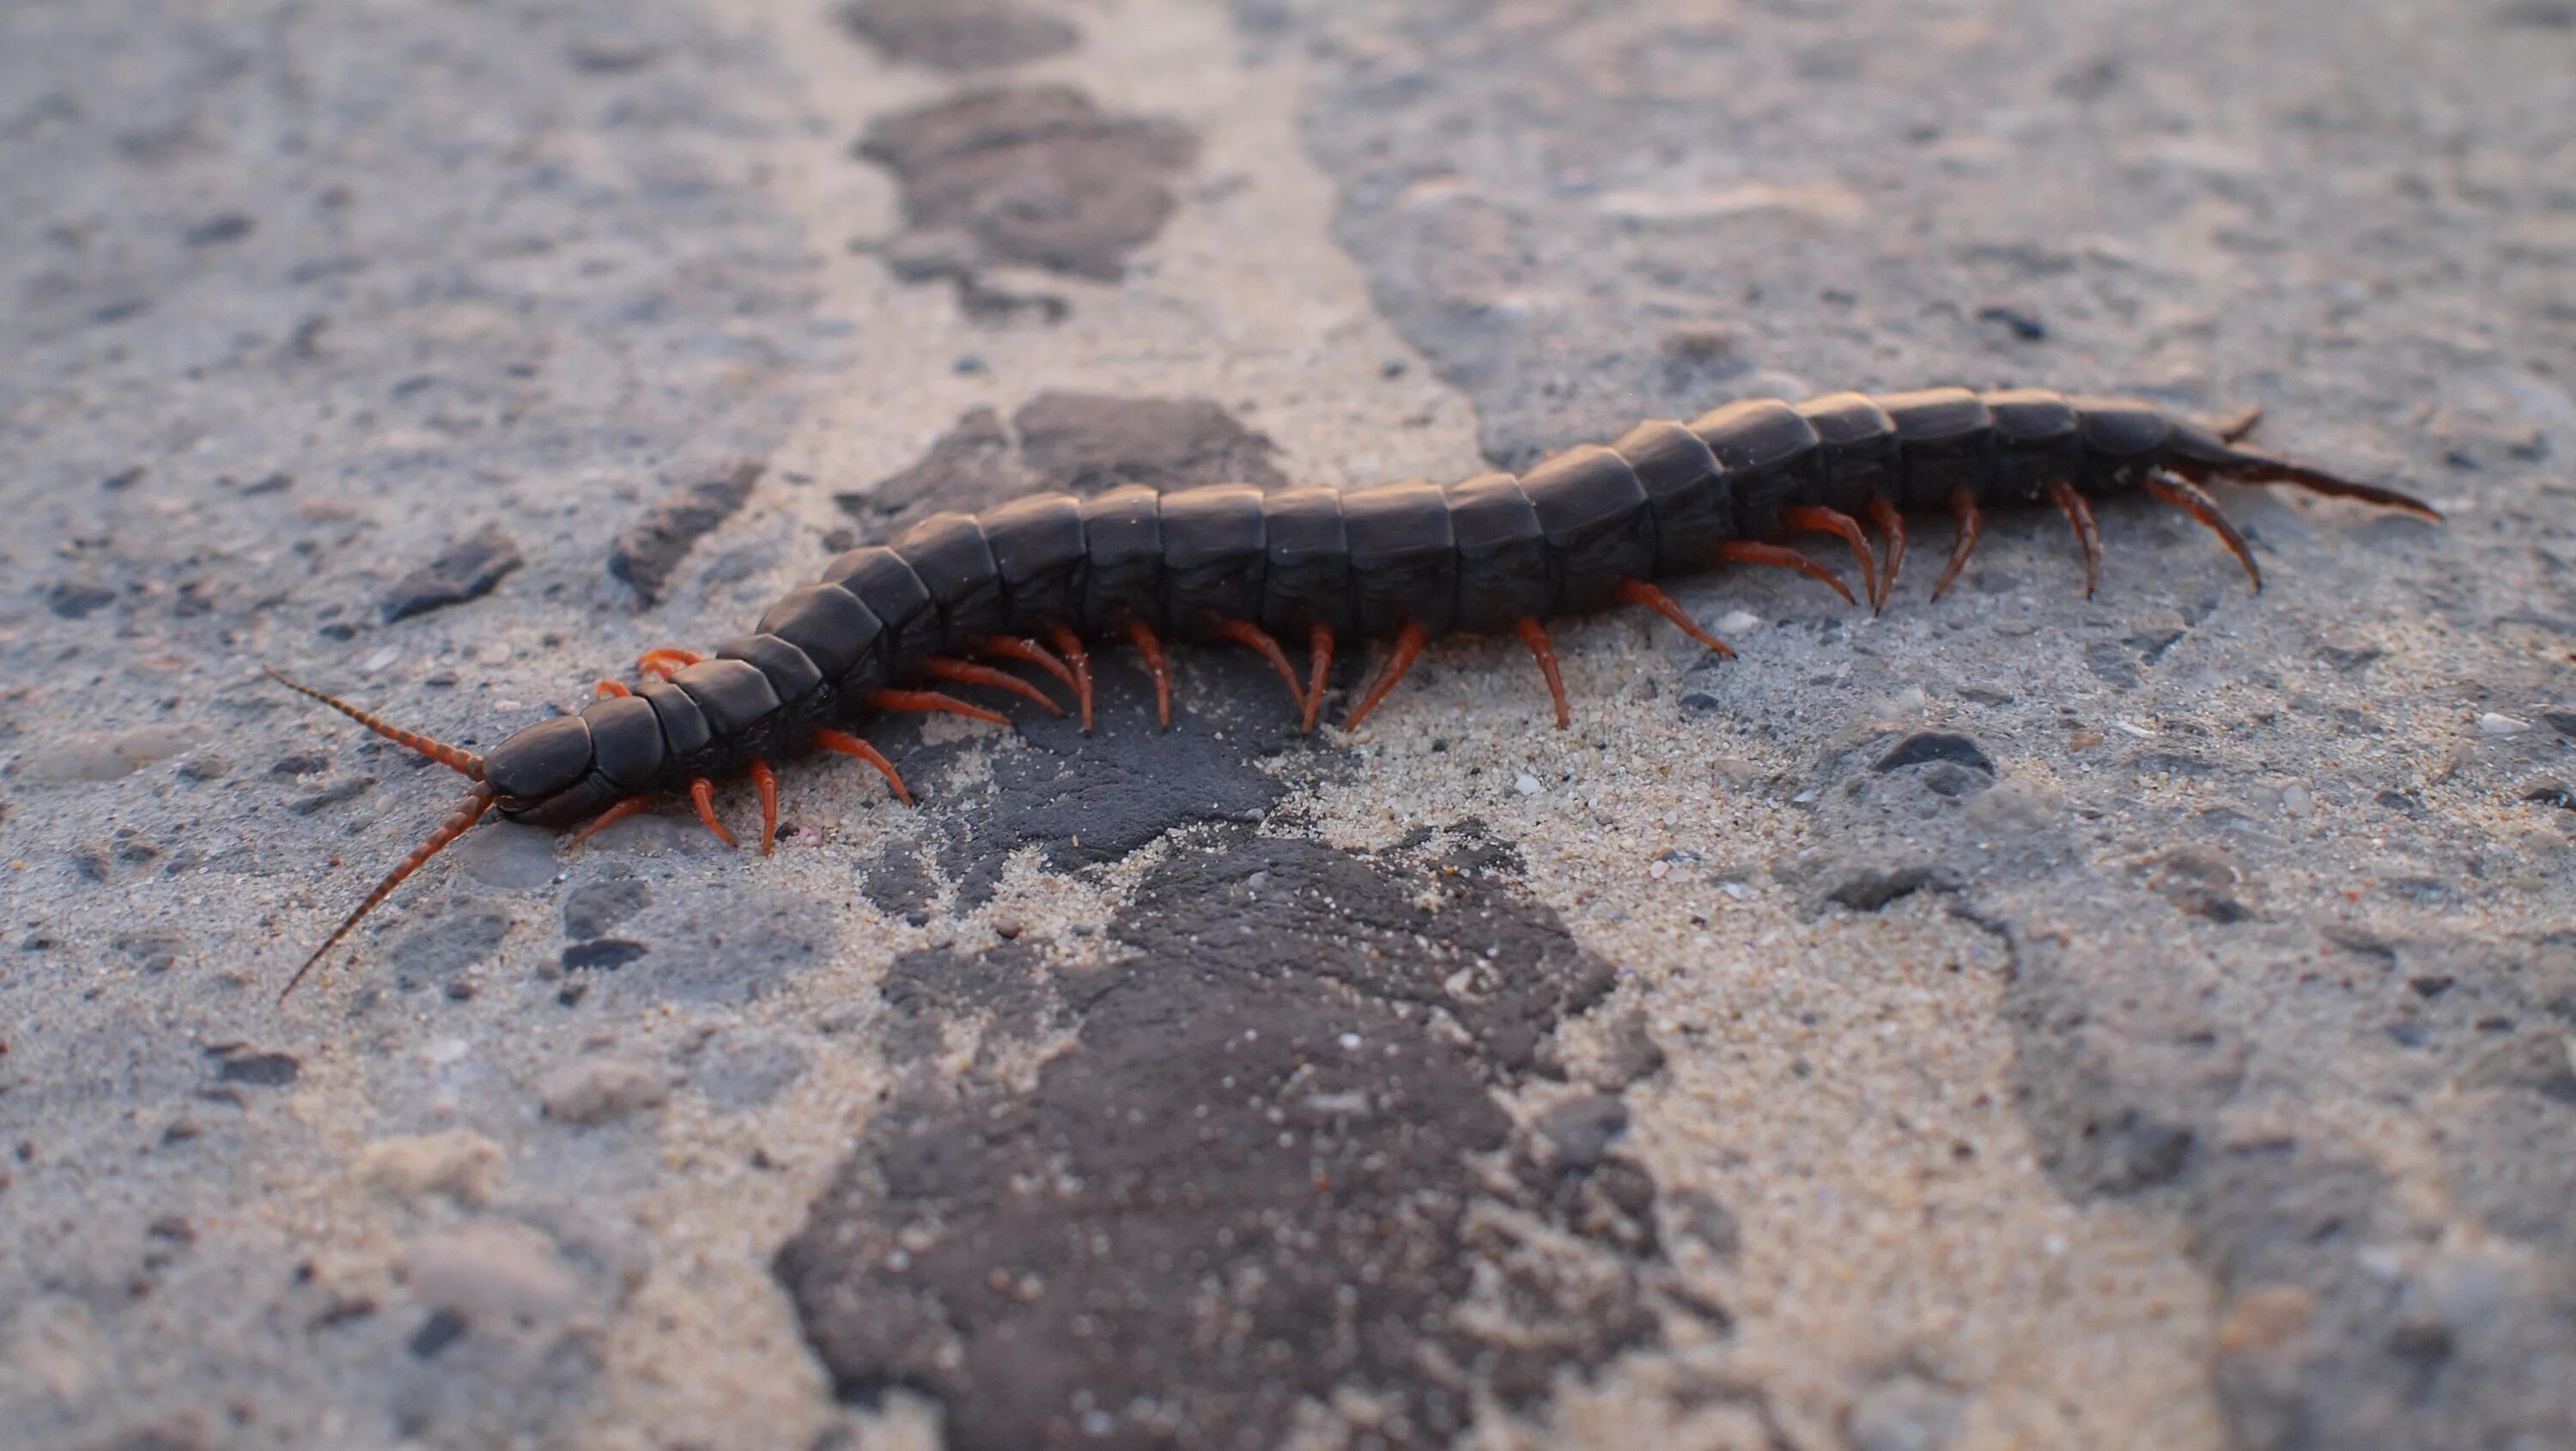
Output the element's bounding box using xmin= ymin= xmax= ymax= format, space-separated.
xmin=267 ymin=670 xmax=495 ymax=999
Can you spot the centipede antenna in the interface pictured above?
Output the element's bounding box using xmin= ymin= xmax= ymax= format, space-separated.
xmin=283 ymin=784 xmax=496 ymax=1000
xmin=265 ymin=667 xmax=485 ymax=780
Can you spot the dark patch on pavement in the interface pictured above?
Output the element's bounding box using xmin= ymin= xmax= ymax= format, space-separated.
xmin=839 ymin=392 xmax=1284 ymax=537
xmin=208 ymin=1045 xmax=300 ymax=1088
xmin=559 ymin=939 xmax=648 ymax=973
xmin=845 ymin=404 xmax=1024 ymax=527
xmin=1013 ymin=391 xmax=1285 ymax=493
xmin=562 ymin=877 xmax=652 ymax=939
xmin=858 ymin=85 xmax=1198 ymax=294
xmin=381 ymin=521 xmax=524 ymax=622
xmin=780 ymin=827 xmax=1685 ymax=1448
xmin=835 ymin=0 xmax=1078 ymax=71
xmin=1874 ymin=731 xmax=1994 ymax=776
xmin=607 ymin=463 xmax=762 ymax=605
xmin=862 ymin=645 xmax=1315 ymax=910
xmin=47 ymin=580 xmax=118 ymax=619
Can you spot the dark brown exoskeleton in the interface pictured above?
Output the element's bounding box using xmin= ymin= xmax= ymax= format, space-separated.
xmin=270 ymin=387 xmax=2435 ymax=994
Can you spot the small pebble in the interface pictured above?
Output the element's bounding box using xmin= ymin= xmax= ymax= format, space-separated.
xmin=1977 ymin=301 xmax=2047 ymax=340
xmin=356 ymin=1129 xmax=506 ymax=1205
xmin=1535 ymin=1093 xmax=1629 ymax=1168
xmin=2479 ymin=713 xmax=2531 ymax=737
xmin=1717 ymin=610 xmax=1762 ymax=634
xmin=403 ymin=1221 xmax=583 ymax=1321
xmin=538 ymin=1057 xmax=668 ymax=1125
xmin=1515 ymin=774 xmax=1543 ymax=796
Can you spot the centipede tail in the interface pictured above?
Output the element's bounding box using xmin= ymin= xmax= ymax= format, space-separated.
xmin=274 ymin=385 xmax=2438 ymax=990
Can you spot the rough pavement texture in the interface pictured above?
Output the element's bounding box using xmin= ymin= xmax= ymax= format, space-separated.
xmin=1 ymin=1 xmax=2570 ymax=1450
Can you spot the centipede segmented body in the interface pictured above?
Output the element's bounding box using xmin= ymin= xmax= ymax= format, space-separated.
xmin=270 ymin=385 xmax=2438 ymax=994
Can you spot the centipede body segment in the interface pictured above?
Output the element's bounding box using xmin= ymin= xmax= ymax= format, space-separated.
xmin=270 ymin=386 xmax=2438 ymax=994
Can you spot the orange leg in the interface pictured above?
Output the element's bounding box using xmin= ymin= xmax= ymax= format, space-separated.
xmin=2045 ymin=480 xmax=2103 ymax=598
xmin=1779 ymin=505 xmax=1879 ymax=613
xmin=748 ymin=758 xmax=780 ymax=856
xmin=264 ymin=669 xmax=486 ymax=780
xmin=814 ymin=728 xmax=914 ymax=806
xmin=593 ymin=678 xmax=632 ymax=699
xmin=1122 ymin=618 xmax=1172 ymax=729
xmin=2142 ymin=471 xmax=2262 ymax=592
xmin=1615 ymin=580 xmax=1735 ymax=657
xmin=1931 ymin=488 xmax=1984 ymax=602
xmin=565 ymin=794 xmax=655 ymax=850
xmin=688 ymin=777 xmax=738 ymax=848
xmin=975 ymin=635 xmax=1079 ymax=695
xmin=1042 ymin=626 xmax=1095 ymax=733
xmin=282 ymin=785 xmax=495 ymax=999
xmin=920 ymin=656 xmax=1063 ymax=716
xmin=637 ymin=647 xmax=702 ymax=681
xmin=1344 ymin=622 xmax=1428 ymax=731
xmin=1715 ymin=541 xmax=1856 ymax=605
xmin=867 ymin=689 xmax=1009 ymax=727
xmin=1862 ymin=495 xmax=1905 ymax=612
xmin=1514 ymin=616 xmax=1571 ymax=730
xmin=1302 ymin=623 xmax=1334 ymax=735
xmin=1212 ymin=617 xmax=1308 ymax=718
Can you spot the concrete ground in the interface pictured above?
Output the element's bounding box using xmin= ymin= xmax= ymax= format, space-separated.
xmin=3 ymin=0 xmax=2572 ymax=1448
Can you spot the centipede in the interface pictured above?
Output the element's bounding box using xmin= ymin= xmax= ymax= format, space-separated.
xmin=268 ymin=386 xmax=2438 ymax=996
